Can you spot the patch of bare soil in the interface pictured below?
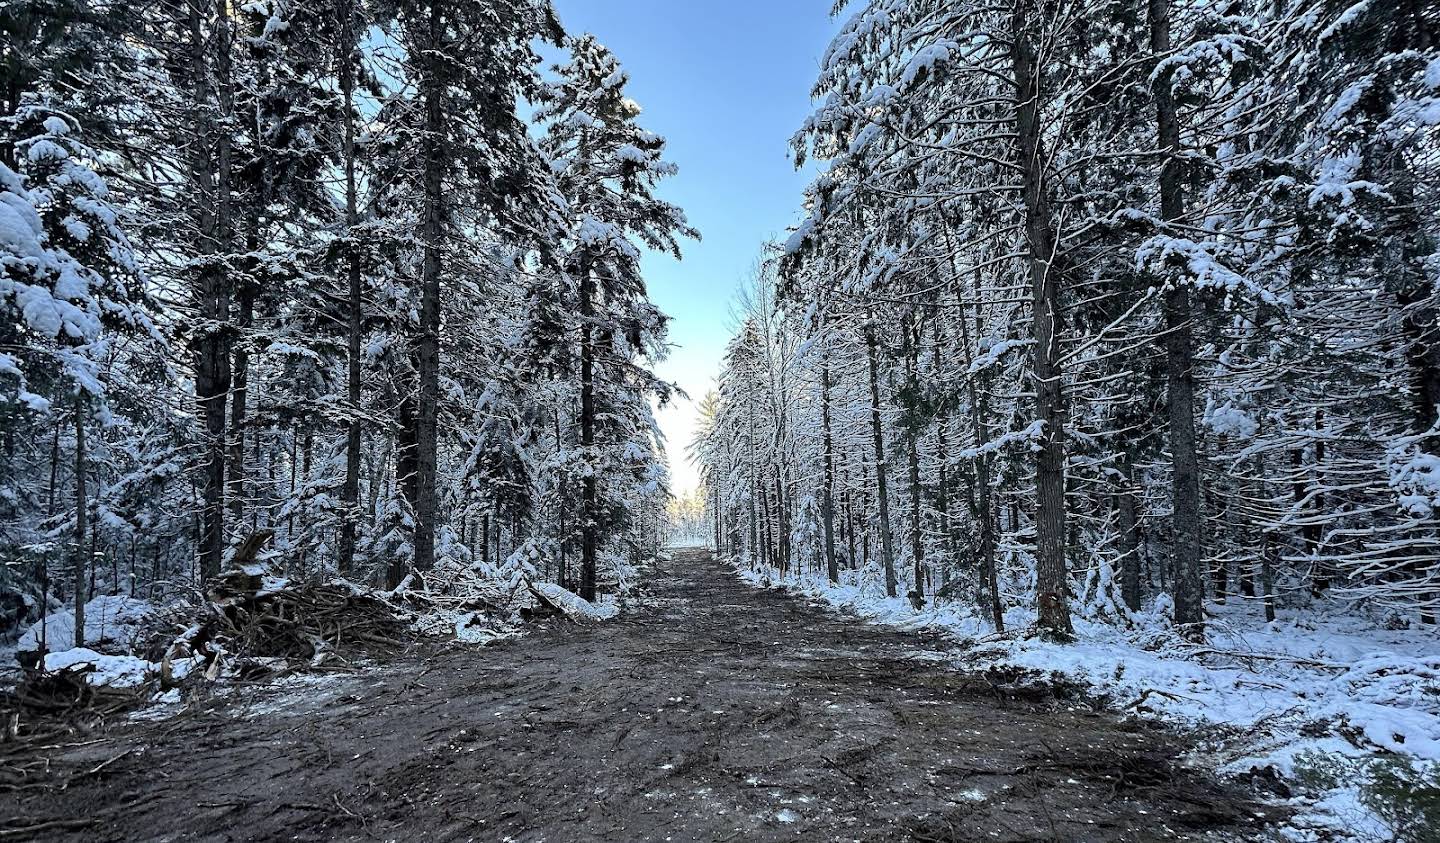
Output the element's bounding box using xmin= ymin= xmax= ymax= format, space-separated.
xmin=3 ymin=549 xmax=1277 ymax=841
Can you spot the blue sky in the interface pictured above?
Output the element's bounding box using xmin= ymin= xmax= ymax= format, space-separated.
xmin=549 ymin=0 xmax=839 ymax=495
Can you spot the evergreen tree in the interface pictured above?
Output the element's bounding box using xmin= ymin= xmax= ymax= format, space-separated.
xmin=536 ymin=34 xmax=696 ymax=600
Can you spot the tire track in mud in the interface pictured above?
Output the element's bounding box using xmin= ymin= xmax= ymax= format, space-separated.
xmin=8 ymin=549 xmax=1275 ymax=841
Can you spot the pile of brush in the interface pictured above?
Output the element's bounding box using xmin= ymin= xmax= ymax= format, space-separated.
xmin=166 ymin=531 xmax=409 ymax=677
xmin=1 ymin=666 xmax=137 ymax=737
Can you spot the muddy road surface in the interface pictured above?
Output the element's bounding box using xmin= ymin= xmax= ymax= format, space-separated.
xmin=7 ymin=549 xmax=1272 ymax=842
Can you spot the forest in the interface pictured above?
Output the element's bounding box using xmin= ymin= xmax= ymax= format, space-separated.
xmin=0 ymin=0 xmax=686 ymax=619
xmin=3 ymin=0 xmax=1439 ymax=840
xmin=697 ymin=0 xmax=1440 ymax=637
xmin=689 ymin=0 xmax=1440 ymax=837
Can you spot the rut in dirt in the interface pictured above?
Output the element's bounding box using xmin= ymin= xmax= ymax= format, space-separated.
xmin=10 ymin=549 xmax=1272 ymax=842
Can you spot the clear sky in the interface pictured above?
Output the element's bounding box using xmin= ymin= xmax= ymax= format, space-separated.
xmin=549 ymin=0 xmax=839 ymax=497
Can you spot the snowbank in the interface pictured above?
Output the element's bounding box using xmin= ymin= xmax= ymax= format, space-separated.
xmin=731 ymin=558 xmax=1440 ymax=841
xmin=42 ymin=647 xmax=153 ymax=688
xmin=975 ymin=604 xmax=1440 ymax=764
xmin=16 ymin=595 xmax=154 ymax=656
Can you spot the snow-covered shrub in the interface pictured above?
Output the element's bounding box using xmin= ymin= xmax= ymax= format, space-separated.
xmin=789 ymin=493 xmax=821 ymax=574
xmin=499 ymin=538 xmax=544 ymax=596
xmin=1294 ymin=753 xmax=1440 ymax=843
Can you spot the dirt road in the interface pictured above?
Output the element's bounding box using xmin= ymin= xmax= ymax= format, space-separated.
xmin=8 ymin=549 xmax=1271 ymax=841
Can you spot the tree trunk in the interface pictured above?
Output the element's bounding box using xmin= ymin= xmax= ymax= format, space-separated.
xmin=865 ymin=319 xmax=898 ymax=597
xmin=842 ymin=455 xmax=857 ymax=571
xmin=1149 ymin=0 xmax=1204 ymax=642
xmin=1118 ymin=450 xmax=1142 ymax=611
xmin=193 ymin=0 xmax=234 ymax=582
xmin=955 ymin=263 xmax=1004 ymax=631
xmin=944 ymin=232 xmax=1002 ymax=631
xmin=1383 ymin=132 xmax=1440 ymax=621
xmin=860 ymin=457 xmax=872 ymax=571
xmin=1010 ymin=10 xmax=1072 ymax=636
xmin=230 ymin=66 xmax=270 ymax=533
xmin=579 ymin=264 xmax=599 ymax=601
xmin=746 ymin=382 xmax=759 ymax=566
xmin=411 ymin=1 xmax=445 ymax=578
xmin=931 ymin=310 xmax=958 ymax=590
xmin=368 ymin=445 xmax=383 ymax=528
xmin=904 ymin=320 xmax=925 ymax=604
xmin=1260 ymin=529 xmax=1277 ymax=623
xmin=48 ymin=425 xmax=59 ymax=515
xmin=286 ymin=428 xmax=298 ymax=549
xmin=391 ymin=399 xmax=418 ymax=588
xmin=337 ymin=0 xmax=364 ymax=576
xmin=72 ymin=396 xmax=88 ymax=648
xmin=1310 ymin=417 xmax=1328 ymax=595
xmin=554 ymin=407 xmax=569 ymax=587
xmin=228 ymin=280 xmax=252 ymax=524
xmin=760 ymin=498 xmax=771 ymax=569
xmin=252 ymin=426 xmax=263 ymax=532
xmin=299 ymin=428 xmax=313 ymax=572
xmin=820 ymin=352 xmax=838 ymax=583
xmin=773 ymin=469 xmax=789 ymax=576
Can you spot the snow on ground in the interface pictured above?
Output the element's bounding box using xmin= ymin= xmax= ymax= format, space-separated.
xmin=42 ymin=647 xmax=153 ymax=688
xmin=233 ymin=672 xmax=371 ymax=719
xmin=34 ymin=645 xmax=206 ymax=692
xmin=730 ymin=557 xmax=1440 ymax=842
xmin=16 ymin=595 xmax=155 ymax=656
xmin=532 ymin=582 xmax=621 ymax=621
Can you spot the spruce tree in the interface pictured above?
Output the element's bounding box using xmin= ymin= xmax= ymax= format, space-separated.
xmin=536 ymin=34 xmax=696 ymax=600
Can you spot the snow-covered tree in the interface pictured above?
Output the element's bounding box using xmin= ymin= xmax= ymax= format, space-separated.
xmin=536 ymin=34 xmax=696 ymax=599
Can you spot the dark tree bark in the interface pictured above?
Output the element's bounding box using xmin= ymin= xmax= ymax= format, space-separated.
xmin=1260 ymin=532 xmax=1277 ymax=624
xmin=865 ymin=318 xmax=898 ymax=597
xmin=192 ymin=0 xmax=234 ymax=582
xmin=757 ymin=470 xmax=773 ymax=568
xmin=957 ymin=267 xmax=1003 ymax=631
xmin=747 ymin=380 xmax=759 ymax=565
xmin=931 ymin=310 xmax=958 ymax=590
xmin=229 ymin=45 xmax=272 ymax=533
xmin=1118 ymin=450 xmax=1142 ymax=611
xmin=337 ymin=0 xmax=364 ymax=576
xmin=72 ymin=396 xmax=88 ymax=648
xmin=842 ymin=454 xmax=857 ymax=571
xmin=903 ymin=318 xmax=925 ymax=604
xmin=411 ymin=0 xmax=445 ymax=578
xmin=228 ymin=279 xmax=252 ymax=524
xmin=1150 ymin=0 xmax=1204 ymax=642
xmin=48 ymin=425 xmax=59 ymax=515
xmin=773 ymin=471 xmax=789 ymax=577
xmin=1308 ymin=410 xmax=1328 ymax=595
xmin=860 ymin=454 xmax=872 ymax=571
xmin=579 ymin=265 xmax=599 ymax=600
xmin=1010 ymin=9 xmax=1072 ymax=636
xmin=820 ymin=350 xmax=839 ymax=583
xmin=391 ymin=397 xmax=418 ymax=588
